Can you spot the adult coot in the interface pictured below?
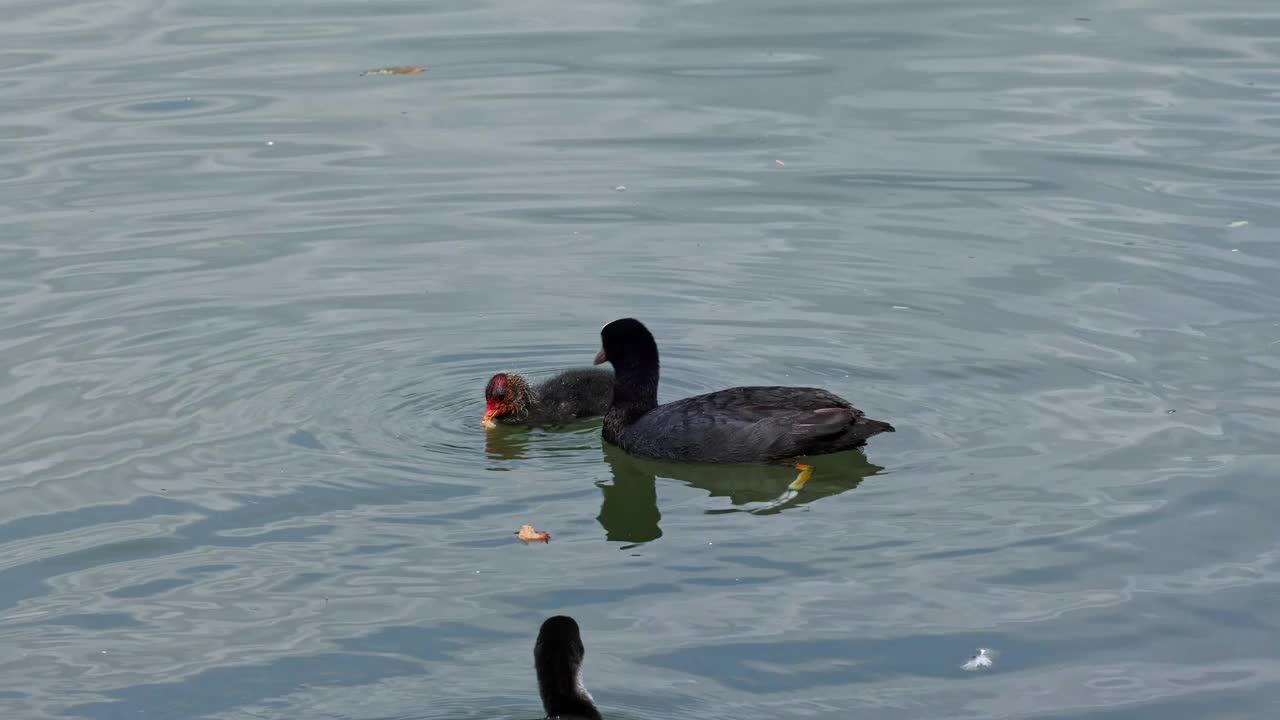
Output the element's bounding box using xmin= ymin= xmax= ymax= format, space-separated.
xmin=592 ymin=318 xmax=894 ymax=465
xmin=483 ymin=369 xmax=613 ymax=429
xmin=535 ymin=615 xmax=602 ymax=720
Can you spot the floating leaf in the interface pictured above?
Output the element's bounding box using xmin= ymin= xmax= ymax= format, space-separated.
xmin=362 ymin=66 xmax=426 ymax=76
xmin=516 ymin=524 xmax=550 ymax=543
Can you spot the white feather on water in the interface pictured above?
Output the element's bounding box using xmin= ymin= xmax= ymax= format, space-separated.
xmin=962 ymin=647 xmax=995 ymax=671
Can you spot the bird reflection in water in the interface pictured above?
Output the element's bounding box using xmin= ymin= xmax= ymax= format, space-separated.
xmin=483 ymin=426 xmax=884 ymax=545
xmin=597 ymin=444 xmax=882 ymax=543
xmin=483 ymin=423 xmax=534 ymax=462
xmin=482 ymin=422 xmax=599 ymax=464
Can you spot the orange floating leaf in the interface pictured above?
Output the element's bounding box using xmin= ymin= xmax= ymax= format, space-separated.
xmin=362 ymin=66 xmax=426 ymax=76
xmin=516 ymin=524 xmax=550 ymax=543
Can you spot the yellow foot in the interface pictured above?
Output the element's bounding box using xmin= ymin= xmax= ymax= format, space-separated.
xmin=786 ymin=463 xmax=814 ymax=492
xmin=753 ymin=463 xmax=814 ymax=514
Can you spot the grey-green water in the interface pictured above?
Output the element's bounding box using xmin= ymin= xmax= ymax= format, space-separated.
xmin=3 ymin=1 xmax=1279 ymax=718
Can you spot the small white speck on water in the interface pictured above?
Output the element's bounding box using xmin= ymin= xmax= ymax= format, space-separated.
xmin=892 ymin=305 xmax=909 ymax=310
xmin=1231 ymin=248 xmax=1239 ymax=252
xmin=775 ymin=159 xmax=785 ymax=166
xmin=962 ymin=648 xmax=994 ymax=671
xmin=614 ymin=185 xmax=627 ymax=192
xmin=1228 ymin=220 xmax=1249 ymax=227
xmin=265 ymin=140 xmax=274 ymax=146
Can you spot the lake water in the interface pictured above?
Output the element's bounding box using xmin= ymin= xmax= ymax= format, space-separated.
xmin=3 ymin=1 xmax=1279 ymax=718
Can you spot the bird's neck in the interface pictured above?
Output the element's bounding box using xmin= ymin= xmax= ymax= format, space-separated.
xmin=509 ymin=382 xmax=535 ymax=419
xmin=538 ymin=659 xmax=601 ymax=720
xmin=611 ymin=362 xmax=658 ymax=413
xmin=604 ymin=368 xmax=656 ymax=441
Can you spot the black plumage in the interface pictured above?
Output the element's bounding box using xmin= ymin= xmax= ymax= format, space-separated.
xmin=535 ymin=615 xmax=602 ymax=720
xmin=593 ymin=318 xmax=894 ymax=463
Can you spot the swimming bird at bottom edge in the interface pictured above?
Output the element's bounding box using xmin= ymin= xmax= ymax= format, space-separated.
xmin=536 ymin=615 xmax=603 ymax=720
xmin=592 ymin=318 xmax=894 ymax=491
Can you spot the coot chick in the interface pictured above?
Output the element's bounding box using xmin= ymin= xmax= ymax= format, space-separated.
xmin=592 ymin=318 xmax=894 ymax=464
xmin=483 ymin=368 xmax=613 ymax=429
xmin=535 ymin=615 xmax=602 ymax=720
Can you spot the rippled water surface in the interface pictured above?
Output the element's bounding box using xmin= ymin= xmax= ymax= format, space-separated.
xmin=4 ymin=0 xmax=1280 ymax=718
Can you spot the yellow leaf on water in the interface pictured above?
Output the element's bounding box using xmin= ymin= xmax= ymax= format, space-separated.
xmin=516 ymin=524 xmax=550 ymax=543
xmin=362 ymin=66 xmax=426 ymax=76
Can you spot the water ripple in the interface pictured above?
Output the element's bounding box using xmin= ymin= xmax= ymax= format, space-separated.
xmin=3 ymin=0 xmax=1280 ymax=718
